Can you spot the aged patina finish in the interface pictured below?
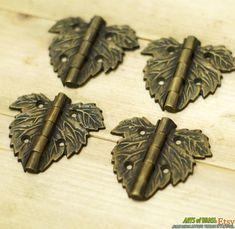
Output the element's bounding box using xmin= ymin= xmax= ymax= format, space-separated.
xmin=9 ymin=93 xmax=105 ymax=173
xmin=164 ymin=36 xmax=200 ymax=112
xmin=25 ymin=93 xmax=70 ymax=172
xmin=111 ymin=117 xmax=212 ymax=200
xmin=130 ymin=118 xmax=176 ymax=199
xmin=64 ymin=16 xmax=105 ymax=87
xmin=142 ymin=36 xmax=235 ymax=112
xmin=49 ymin=16 xmax=139 ymax=87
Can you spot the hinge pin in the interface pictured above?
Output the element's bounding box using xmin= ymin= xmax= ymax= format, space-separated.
xmin=25 ymin=93 xmax=70 ymax=173
xmin=65 ymin=16 xmax=105 ymax=87
xmin=164 ymin=36 xmax=201 ymax=112
xmin=130 ymin=117 xmax=176 ymax=199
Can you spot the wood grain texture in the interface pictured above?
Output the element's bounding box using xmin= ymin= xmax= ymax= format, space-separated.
xmin=1 ymin=0 xmax=235 ymax=44
xmin=0 ymin=1 xmax=234 ymax=228
xmin=0 ymin=140 xmax=235 ymax=229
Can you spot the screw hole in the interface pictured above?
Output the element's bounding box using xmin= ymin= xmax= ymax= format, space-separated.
xmin=60 ymin=55 xmax=68 ymax=63
xmin=57 ymin=139 xmax=65 ymax=147
xmin=174 ymin=137 xmax=182 ymax=145
xmin=105 ymin=33 xmax=113 ymax=41
xmin=73 ymin=25 xmax=80 ymax=32
xmin=204 ymin=52 xmax=212 ymax=60
xmin=167 ymin=46 xmax=175 ymax=54
xmin=71 ymin=113 xmax=77 ymax=118
xmin=161 ymin=164 xmax=170 ymax=174
xmin=176 ymin=140 xmax=181 ymax=145
xmin=194 ymin=78 xmax=202 ymax=86
xmin=36 ymin=101 xmax=44 ymax=109
xmin=125 ymin=161 xmax=133 ymax=170
xmin=157 ymin=78 xmax=165 ymax=86
xmin=59 ymin=142 xmax=64 ymax=147
xmin=163 ymin=168 xmax=169 ymax=174
xmin=158 ymin=80 xmax=164 ymax=86
xmin=96 ymin=56 xmax=103 ymax=64
xmin=22 ymin=135 xmax=30 ymax=144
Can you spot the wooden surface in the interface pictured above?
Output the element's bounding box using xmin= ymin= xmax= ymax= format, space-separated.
xmin=0 ymin=1 xmax=235 ymax=228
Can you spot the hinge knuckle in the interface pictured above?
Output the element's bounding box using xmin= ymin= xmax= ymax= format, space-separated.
xmin=78 ymin=41 xmax=92 ymax=57
xmin=182 ymin=36 xmax=201 ymax=50
xmin=64 ymin=16 xmax=105 ymax=87
xmin=32 ymin=135 xmax=48 ymax=153
xmin=130 ymin=118 xmax=176 ymax=199
xmin=25 ymin=93 xmax=69 ymax=173
xmin=45 ymin=107 xmax=61 ymax=123
xmin=65 ymin=68 xmax=81 ymax=87
xmin=25 ymin=151 xmax=41 ymax=173
xmin=164 ymin=36 xmax=200 ymax=112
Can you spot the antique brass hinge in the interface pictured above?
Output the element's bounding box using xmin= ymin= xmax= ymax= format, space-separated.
xmin=9 ymin=93 xmax=105 ymax=173
xmin=111 ymin=117 xmax=212 ymax=200
xmin=49 ymin=16 xmax=139 ymax=87
xmin=142 ymin=36 xmax=235 ymax=112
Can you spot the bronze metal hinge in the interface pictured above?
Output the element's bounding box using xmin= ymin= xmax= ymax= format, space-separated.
xmin=142 ymin=36 xmax=235 ymax=112
xmin=49 ymin=16 xmax=139 ymax=88
xmin=9 ymin=92 xmax=105 ymax=173
xmin=111 ymin=117 xmax=212 ymax=200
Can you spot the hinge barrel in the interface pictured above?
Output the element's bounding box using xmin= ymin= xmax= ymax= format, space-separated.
xmin=130 ymin=117 xmax=176 ymax=199
xmin=25 ymin=93 xmax=70 ymax=173
xmin=65 ymin=16 xmax=105 ymax=87
xmin=164 ymin=36 xmax=201 ymax=112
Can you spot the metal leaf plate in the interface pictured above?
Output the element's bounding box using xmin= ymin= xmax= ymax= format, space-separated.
xmin=111 ymin=117 xmax=212 ymax=200
xmin=49 ymin=16 xmax=139 ymax=87
xmin=142 ymin=36 xmax=235 ymax=112
xmin=9 ymin=93 xmax=105 ymax=173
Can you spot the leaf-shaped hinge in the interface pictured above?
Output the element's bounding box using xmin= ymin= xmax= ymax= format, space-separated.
xmin=9 ymin=93 xmax=105 ymax=173
xmin=142 ymin=36 xmax=235 ymax=112
xmin=111 ymin=117 xmax=212 ymax=200
xmin=49 ymin=16 xmax=139 ymax=88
